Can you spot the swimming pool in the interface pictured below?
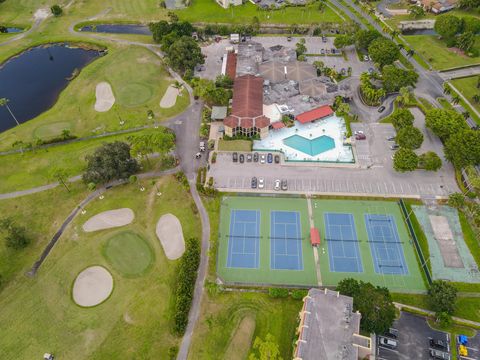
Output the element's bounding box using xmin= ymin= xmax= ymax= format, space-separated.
xmin=283 ymin=135 xmax=335 ymax=156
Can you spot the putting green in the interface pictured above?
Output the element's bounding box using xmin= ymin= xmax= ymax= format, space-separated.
xmin=103 ymin=231 xmax=154 ymax=277
xmin=33 ymin=121 xmax=72 ymax=139
xmin=116 ymin=83 xmax=153 ymax=107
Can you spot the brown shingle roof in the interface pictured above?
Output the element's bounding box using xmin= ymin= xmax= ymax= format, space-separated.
xmin=231 ymin=75 xmax=264 ymax=118
xmin=226 ymin=52 xmax=237 ymax=80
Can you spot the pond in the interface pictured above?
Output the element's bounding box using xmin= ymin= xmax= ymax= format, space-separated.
xmin=0 ymin=43 xmax=102 ymax=133
xmin=80 ymin=24 xmax=152 ymax=35
xmin=402 ymin=29 xmax=437 ymax=36
xmin=1 ymin=27 xmax=24 ymax=33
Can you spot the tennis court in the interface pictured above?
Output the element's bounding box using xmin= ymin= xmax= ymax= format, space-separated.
xmin=324 ymin=213 xmax=363 ymax=273
xmin=365 ymin=214 xmax=408 ymax=275
xmin=270 ymin=211 xmax=303 ymax=270
xmin=227 ymin=210 xmax=261 ymax=269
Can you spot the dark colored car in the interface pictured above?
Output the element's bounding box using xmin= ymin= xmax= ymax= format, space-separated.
xmin=429 ymin=339 xmax=448 ymax=351
xmin=378 ymin=105 xmax=386 ymax=113
xmin=384 ymin=328 xmax=399 ymax=339
xmin=251 ymin=177 xmax=257 ymax=189
xmin=274 ymin=155 xmax=280 ymax=163
xmin=287 ymin=36 xmax=292 ymax=41
xmin=281 ymin=179 xmax=288 ymax=191
xmin=355 ymin=133 xmax=366 ymax=140
xmin=253 ymin=152 xmax=259 ymax=162
xmin=239 ymin=154 xmax=245 ymax=163
xmin=232 ymin=152 xmax=238 ymax=162
xmin=267 ymin=153 xmax=273 ymax=163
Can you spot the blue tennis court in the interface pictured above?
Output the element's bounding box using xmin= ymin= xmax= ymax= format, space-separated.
xmin=365 ymin=214 xmax=409 ymax=275
xmin=270 ymin=211 xmax=303 ymax=270
xmin=324 ymin=213 xmax=363 ymax=273
xmin=227 ymin=210 xmax=260 ymax=269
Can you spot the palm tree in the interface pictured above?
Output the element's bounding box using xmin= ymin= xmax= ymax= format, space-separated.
xmin=443 ymin=83 xmax=451 ymax=95
xmin=452 ymin=95 xmax=460 ymax=105
xmin=0 ymin=98 xmax=19 ymax=126
xmin=472 ymin=94 xmax=480 ymax=103
xmin=462 ymin=111 xmax=470 ymax=119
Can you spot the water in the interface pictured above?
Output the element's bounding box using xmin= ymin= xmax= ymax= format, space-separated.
xmin=283 ymin=134 xmax=335 ymax=156
xmin=0 ymin=44 xmax=101 ymax=133
xmin=6 ymin=27 xmax=24 ymax=33
xmin=80 ymin=24 xmax=151 ymax=35
xmin=402 ymin=29 xmax=437 ymax=36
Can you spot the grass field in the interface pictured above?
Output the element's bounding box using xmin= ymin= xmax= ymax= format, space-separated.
xmin=451 ymin=76 xmax=480 ymax=113
xmin=218 ymin=196 xmax=318 ymax=286
xmin=218 ymin=139 xmax=253 ymax=152
xmin=103 ymin=230 xmax=154 ymax=277
xmin=176 ymin=0 xmax=341 ymax=24
xmin=0 ymin=175 xmax=201 ymax=359
xmin=188 ymin=291 xmax=301 ymax=359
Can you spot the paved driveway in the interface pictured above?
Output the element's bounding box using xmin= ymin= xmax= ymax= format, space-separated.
xmin=378 ymin=312 xmax=450 ymax=360
xmin=459 ymin=332 xmax=480 ymax=360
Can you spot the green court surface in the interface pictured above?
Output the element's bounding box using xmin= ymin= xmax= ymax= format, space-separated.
xmin=217 ymin=196 xmax=426 ymax=292
xmin=312 ymin=199 xmax=426 ymax=292
xmin=218 ymin=196 xmax=318 ymax=286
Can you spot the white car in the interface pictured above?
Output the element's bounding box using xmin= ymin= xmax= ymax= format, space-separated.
xmin=258 ymin=177 xmax=265 ymax=189
xmin=274 ymin=179 xmax=281 ymax=191
xmin=354 ymin=130 xmax=364 ymax=135
xmin=260 ymin=154 xmax=266 ymax=164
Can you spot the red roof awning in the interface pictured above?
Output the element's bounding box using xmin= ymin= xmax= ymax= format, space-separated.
xmin=310 ymin=227 xmax=321 ymax=246
xmin=271 ymin=121 xmax=285 ymax=129
xmin=296 ymin=105 xmax=334 ymax=124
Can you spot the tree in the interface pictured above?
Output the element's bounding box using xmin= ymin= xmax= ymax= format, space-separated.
xmin=0 ymin=218 xmax=31 ymax=250
xmin=0 ymin=98 xmax=20 ymax=126
xmin=390 ymin=108 xmax=414 ymax=130
xmin=409 ymin=5 xmax=425 ymax=18
xmin=457 ymin=31 xmax=475 ymax=52
xmin=215 ymin=74 xmax=234 ymax=88
xmin=296 ymin=41 xmax=307 ymax=57
xmin=0 ymin=26 xmax=7 ymax=33
xmin=248 ymin=334 xmax=282 ymax=360
xmin=165 ymin=36 xmax=204 ymax=75
xmin=50 ymin=167 xmax=70 ymax=192
xmin=463 ymin=15 xmax=480 ymax=34
xmin=355 ymin=29 xmax=382 ymax=50
xmin=434 ymin=14 xmax=462 ymax=39
xmin=448 ymin=192 xmax=466 ymax=209
xmin=397 ymin=86 xmax=412 ymax=107
xmin=337 ymin=279 xmax=395 ymax=334
xmin=368 ymin=38 xmax=400 ymax=67
xmin=251 ymin=16 xmax=260 ymax=34
xmin=418 ymin=151 xmax=442 ymax=171
xmin=50 ymin=4 xmax=63 ymax=16
xmin=428 ymin=280 xmax=457 ymax=315
xmin=445 ymin=129 xmax=480 ymax=168
xmin=393 ymin=148 xmax=419 ymax=172
xmin=396 ymin=126 xmax=424 ymax=149
xmin=167 ymin=11 xmax=179 ymax=23
xmin=443 ymin=82 xmax=451 ymax=95
xmin=381 ymin=65 xmax=418 ymax=93
xmin=82 ymin=141 xmax=140 ymax=185
xmin=129 ymin=129 xmax=176 ymax=166
xmin=334 ymin=34 xmax=355 ymax=49
xmin=425 ymin=109 xmax=468 ymax=142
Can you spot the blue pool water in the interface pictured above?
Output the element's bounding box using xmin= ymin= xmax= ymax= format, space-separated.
xmin=283 ymin=135 xmax=335 ymax=156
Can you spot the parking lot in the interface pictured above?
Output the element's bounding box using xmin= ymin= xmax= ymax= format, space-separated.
xmin=458 ymin=332 xmax=480 ymax=360
xmin=378 ymin=312 xmax=450 ymax=360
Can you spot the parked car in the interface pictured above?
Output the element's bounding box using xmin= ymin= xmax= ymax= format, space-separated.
xmin=390 ymin=144 xmax=400 ymax=150
xmin=378 ymin=105 xmax=386 ymax=113
xmin=281 ymin=179 xmax=288 ymax=191
xmin=239 ymin=154 xmax=245 ymax=163
xmin=384 ymin=328 xmax=399 ymax=339
xmin=251 ymin=177 xmax=257 ymax=189
xmin=355 ymin=133 xmax=366 ymax=140
xmin=274 ymin=155 xmax=280 ymax=163
xmin=267 ymin=153 xmax=273 ymax=163
xmin=429 ymin=338 xmax=449 ymax=351
xmin=322 ymin=36 xmax=327 ymax=43
xmin=274 ymin=179 xmax=281 ymax=191
xmin=199 ymin=141 xmax=205 ymax=152
xmin=378 ymin=336 xmax=397 ymax=350
xmin=354 ymin=130 xmax=364 ymax=135
xmin=233 ymin=152 xmax=238 ymax=162
xmin=363 ymin=55 xmax=369 ymax=61
xmin=287 ymin=36 xmax=292 ymax=41
xmin=386 ymin=136 xmax=396 ymax=141
xmin=321 ymin=49 xmax=325 ymax=55
xmin=260 ymin=154 xmax=266 ymax=164
xmin=253 ymin=152 xmax=259 ymax=162
xmin=368 ymin=67 xmax=375 ymax=74
xmin=258 ymin=177 xmax=265 ymax=189
xmin=429 ymin=349 xmax=450 ymax=360
xmin=246 ymin=153 xmax=252 ymax=162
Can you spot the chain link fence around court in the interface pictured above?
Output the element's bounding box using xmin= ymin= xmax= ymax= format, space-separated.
xmin=412 ymin=205 xmax=480 ymax=284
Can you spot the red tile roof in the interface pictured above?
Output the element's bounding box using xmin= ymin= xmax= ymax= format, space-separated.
xmin=240 ymin=118 xmax=253 ymax=129
xmin=296 ymin=105 xmax=334 ymax=124
xmin=271 ymin=121 xmax=285 ymax=129
xmin=226 ymin=52 xmax=237 ymax=80
xmin=310 ymin=227 xmax=321 ymax=246
xmin=223 ymin=115 xmax=238 ymax=128
xmin=255 ymin=116 xmax=270 ymax=129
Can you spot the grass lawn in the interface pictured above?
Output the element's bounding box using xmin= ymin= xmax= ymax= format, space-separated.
xmin=438 ymin=97 xmax=455 ymax=111
xmin=218 ymin=139 xmax=252 ymax=152
xmin=404 ymin=35 xmax=480 ymax=70
xmin=451 ymin=76 xmax=480 ymax=113
xmin=103 ymin=230 xmax=154 ymax=277
xmin=0 ymin=175 xmax=201 ymax=359
xmin=175 ymin=0 xmax=341 ymax=24
xmin=0 ymin=45 xmax=189 ymax=149
xmin=188 ymin=291 xmax=301 ymax=360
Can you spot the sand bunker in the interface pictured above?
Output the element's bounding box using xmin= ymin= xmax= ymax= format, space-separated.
xmin=160 ymin=85 xmax=181 ymax=108
xmin=73 ymin=266 xmax=113 ymax=307
xmin=82 ymin=208 xmax=134 ymax=232
xmin=94 ymin=82 xmax=115 ymax=112
xmin=156 ymin=214 xmax=185 ymax=260
xmin=34 ymin=8 xmax=50 ymax=21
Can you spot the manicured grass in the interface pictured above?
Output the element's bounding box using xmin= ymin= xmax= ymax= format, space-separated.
xmin=451 ymin=76 xmax=480 ymax=114
xmin=218 ymin=139 xmax=253 ymax=152
xmin=0 ymin=175 xmax=201 ymax=359
xmin=175 ymin=0 xmax=341 ymax=24
xmin=404 ymin=200 xmax=431 ymax=274
xmin=405 ymin=35 xmax=480 ymax=70
xmin=438 ymin=97 xmax=455 ymax=111
xmin=188 ymin=291 xmax=301 ymax=360
xmin=459 ymin=211 xmax=480 ymax=268
xmin=103 ymin=231 xmax=154 ymax=277
xmin=0 ymin=45 xmax=189 ymax=149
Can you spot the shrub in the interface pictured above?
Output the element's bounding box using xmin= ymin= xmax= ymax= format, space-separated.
xmin=396 ymin=126 xmax=423 ymax=149
xmin=418 ymin=151 xmax=442 ymax=171
xmin=268 ymin=288 xmax=289 ymax=298
xmin=173 ymin=238 xmax=200 ymax=335
xmin=211 ymin=152 xmax=217 ymax=164
xmin=0 ymin=218 xmax=31 ymax=250
xmin=174 ymin=171 xmax=190 ymax=191
xmin=50 ymin=4 xmax=63 ymax=16
xmin=291 ymin=289 xmax=308 ymax=300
